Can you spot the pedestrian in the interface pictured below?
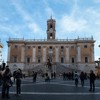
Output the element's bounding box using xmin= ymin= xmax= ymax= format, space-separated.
xmin=15 ymin=69 xmax=22 ymax=96
xmin=45 ymin=73 xmax=50 ymax=82
xmin=63 ymin=72 xmax=66 ymax=80
xmin=13 ymin=70 xmax=16 ymax=83
xmin=33 ymin=72 xmax=37 ymax=83
xmin=89 ymin=70 xmax=96 ymax=92
xmin=80 ymin=71 xmax=85 ymax=87
xmin=74 ymin=71 xmax=79 ymax=87
xmin=32 ymin=71 xmax=35 ymax=82
xmin=1 ymin=66 xmax=12 ymax=99
xmin=0 ymin=69 xmax=3 ymax=86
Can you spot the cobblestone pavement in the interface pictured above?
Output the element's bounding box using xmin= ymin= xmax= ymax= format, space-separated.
xmin=0 ymin=77 xmax=100 ymax=100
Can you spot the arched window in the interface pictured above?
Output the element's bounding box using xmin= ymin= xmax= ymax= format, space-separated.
xmin=50 ymin=33 xmax=52 ymax=36
xmin=50 ymin=24 xmax=52 ymax=28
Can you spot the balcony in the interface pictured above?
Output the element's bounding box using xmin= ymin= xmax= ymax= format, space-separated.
xmin=8 ymin=36 xmax=94 ymax=43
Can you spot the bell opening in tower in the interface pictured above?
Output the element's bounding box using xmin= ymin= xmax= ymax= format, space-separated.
xmin=50 ymin=24 xmax=52 ymax=28
xmin=50 ymin=33 xmax=53 ymax=39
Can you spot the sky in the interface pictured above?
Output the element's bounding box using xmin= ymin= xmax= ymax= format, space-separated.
xmin=0 ymin=0 xmax=100 ymax=63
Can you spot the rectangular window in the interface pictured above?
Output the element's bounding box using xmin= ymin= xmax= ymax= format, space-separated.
xmin=72 ymin=57 xmax=74 ymax=63
xmin=38 ymin=46 xmax=41 ymax=49
xmin=61 ymin=46 xmax=64 ymax=52
xmin=85 ymin=57 xmax=88 ymax=63
xmin=84 ymin=45 xmax=87 ymax=48
xmin=38 ymin=58 xmax=41 ymax=63
xmin=27 ymin=46 xmax=30 ymax=49
xmin=61 ymin=46 xmax=64 ymax=49
xmin=15 ymin=45 xmax=18 ymax=48
xmin=49 ymin=46 xmax=52 ymax=49
xmin=27 ymin=57 xmax=30 ymax=63
xmin=61 ymin=57 xmax=64 ymax=63
xmin=14 ymin=57 xmax=17 ymax=62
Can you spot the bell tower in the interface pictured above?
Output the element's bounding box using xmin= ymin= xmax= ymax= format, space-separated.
xmin=47 ymin=16 xmax=56 ymax=40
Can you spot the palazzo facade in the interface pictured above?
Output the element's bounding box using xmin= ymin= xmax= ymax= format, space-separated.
xmin=7 ymin=17 xmax=95 ymax=74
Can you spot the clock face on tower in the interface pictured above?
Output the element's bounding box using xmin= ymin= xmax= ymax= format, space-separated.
xmin=49 ymin=28 xmax=53 ymax=33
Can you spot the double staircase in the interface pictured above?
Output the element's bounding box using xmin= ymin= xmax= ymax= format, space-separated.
xmin=31 ymin=63 xmax=78 ymax=75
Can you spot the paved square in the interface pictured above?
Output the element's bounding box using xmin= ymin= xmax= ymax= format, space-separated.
xmin=0 ymin=77 xmax=100 ymax=100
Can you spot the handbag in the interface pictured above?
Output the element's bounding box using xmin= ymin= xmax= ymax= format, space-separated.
xmin=6 ymin=79 xmax=13 ymax=87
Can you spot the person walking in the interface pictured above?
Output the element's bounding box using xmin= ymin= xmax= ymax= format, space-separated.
xmin=33 ymin=72 xmax=37 ymax=83
xmin=15 ymin=69 xmax=22 ymax=96
xmin=13 ymin=70 xmax=16 ymax=83
xmin=80 ymin=71 xmax=85 ymax=87
xmin=89 ymin=70 xmax=96 ymax=92
xmin=74 ymin=71 xmax=79 ymax=87
xmin=1 ymin=66 xmax=12 ymax=99
xmin=63 ymin=72 xmax=66 ymax=80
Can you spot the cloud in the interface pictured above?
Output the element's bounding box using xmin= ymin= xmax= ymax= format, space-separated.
xmin=57 ymin=0 xmax=88 ymax=34
xmin=57 ymin=0 xmax=100 ymax=36
xmin=42 ymin=0 xmax=55 ymax=17
xmin=86 ymin=8 xmax=100 ymax=19
xmin=11 ymin=0 xmax=33 ymax=22
xmin=59 ymin=15 xmax=88 ymax=33
xmin=11 ymin=0 xmax=42 ymax=35
xmin=29 ymin=23 xmax=41 ymax=33
xmin=0 ymin=24 xmax=22 ymax=37
xmin=94 ymin=0 xmax=100 ymax=3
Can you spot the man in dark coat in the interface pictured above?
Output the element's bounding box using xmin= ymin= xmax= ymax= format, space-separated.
xmin=15 ymin=69 xmax=22 ymax=96
xmin=2 ymin=66 xmax=12 ymax=99
xmin=80 ymin=71 xmax=85 ymax=87
xmin=33 ymin=72 xmax=37 ymax=83
xmin=89 ymin=70 xmax=96 ymax=92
